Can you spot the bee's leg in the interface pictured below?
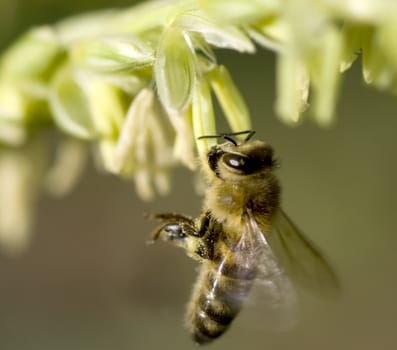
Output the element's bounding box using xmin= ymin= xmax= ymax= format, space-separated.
xmin=194 ymin=211 xmax=217 ymax=260
xmin=148 ymin=213 xmax=199 ymax=249
xmin=148 ymin=212 xmax=214 ymax=261
xmin=149 ymin=213 xmax=194 ymax=225
xmin=150 ymin=222 xmax=198 ymax=245
xmin=196 ymin=211 xmax=210 ymax=237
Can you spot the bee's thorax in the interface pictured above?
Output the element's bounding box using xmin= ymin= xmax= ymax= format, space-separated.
xmin=204 ymin=173 xmax=280 ymax=230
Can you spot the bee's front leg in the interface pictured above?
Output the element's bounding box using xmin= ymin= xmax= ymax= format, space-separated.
xmin=148 ymin=213 xmax=198 ymax=248
xmin=148 ymin=213 xmax=211 ymax=261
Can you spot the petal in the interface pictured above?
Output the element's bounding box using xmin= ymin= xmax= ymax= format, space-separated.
xmin=0 ymin=82 xmax=28 ymax=121
xmin=311 ymin=27 xmax=343 ymax=126
xmin=134 ymin=168 xmax=154 ymax=201
xmin=146 ymin=104 xmax=174 ymax=169
xmin=0 ymin=26 xmax=63 ymax=80
xmin=187 ymin=33 xmax=217 ymax=73
xmin=198 ymin=0 xmax=279 ymax=24
xmin=275 ymin=53 xmax=309 ymax=124
xmin=320 ymin=0 xmax=388 ymax=23
xmin=378 ymin=11 xmax=397 ymax=87
xmin=0 ymin=80 xmax=51 ymax=128
xmin=192 ymin=77 xmax=217 ymax=157
xmin=98 ymin=73 xmax=147 ymax=95
xmin=155 ymin=26 xmax=195 ymax=113
xmin=209 ymin=65 xmax=252 ymax=132
xmin=244 ymin=25 xmax=284 ymax=53
xmin=113 ymin=88 xmax=154 ymax=174
xmin=72 ymin=35 xmax=154 ymax=73
xmin=168 ymin=109 xmax=196 ymax=170
xmin=0 ymin=137 xmax=49 ymax=255
xmin=361 ymin=28 xmax=393 ymax=88
xmin=177 ymin=12 xmax=255 ymax=53
xmin=339 ymin=24 xmax=364 ymax=72
xmin=79 ymin=74 xmax=127 ymax=137
xmin=44 ymin=137 xmax=88 ymax=196
xmin=154 ymin=170 xmax=171 ymax=196
xmin=49 ymin=63 xmax=96 ymax=139
xmin=97 ymin=138 xmax=118 ymax=173
xmin=0 ymin=121 xmax=26 ymax=146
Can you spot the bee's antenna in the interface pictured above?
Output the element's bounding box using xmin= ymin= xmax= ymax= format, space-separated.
xmin=244 ymin=130 xmax=256 ymax=141
xmin=222 ymin=136 xmax=238 ymax=146
xmin=198 ymin=130 xmax=254 ymax=146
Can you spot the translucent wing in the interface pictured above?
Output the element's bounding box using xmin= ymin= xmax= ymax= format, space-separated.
xmin=266 ymin=209 xmax=339 ymax=298
xmin=237 ymin=209 xmax=299 ymax=331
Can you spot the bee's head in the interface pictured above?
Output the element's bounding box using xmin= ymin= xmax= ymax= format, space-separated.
xmin=199 ymin=131 xmax=277 ymax=179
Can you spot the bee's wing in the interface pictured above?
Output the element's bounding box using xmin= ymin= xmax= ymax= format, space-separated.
xmin=266 ymin=209 xmax=339 ymax=297
xmin=239 ymin=210 xmax=299 ymax=331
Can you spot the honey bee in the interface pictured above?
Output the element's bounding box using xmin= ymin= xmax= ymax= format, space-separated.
xmin=149 ymin=130 xmax=339 ymax=344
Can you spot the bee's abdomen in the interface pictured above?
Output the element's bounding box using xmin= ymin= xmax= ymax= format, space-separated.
xmin=186 ymin=262 xmax=256 ymax=345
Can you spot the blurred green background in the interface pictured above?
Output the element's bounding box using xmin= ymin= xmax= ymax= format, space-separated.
xmin=1 ymin=1 xmax=397 ymax=349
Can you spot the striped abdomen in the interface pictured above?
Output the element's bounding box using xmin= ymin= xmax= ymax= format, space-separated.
xmin=186 ymin=258 xmax=257 ymax=344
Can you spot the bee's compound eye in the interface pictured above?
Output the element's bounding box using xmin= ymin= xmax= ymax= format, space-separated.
xmin=223 ymin=153 xmax=251 ymax=172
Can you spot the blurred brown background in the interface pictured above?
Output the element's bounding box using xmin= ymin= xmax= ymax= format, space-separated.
xmin=0 ymin=1 xmax=396 ymax=349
